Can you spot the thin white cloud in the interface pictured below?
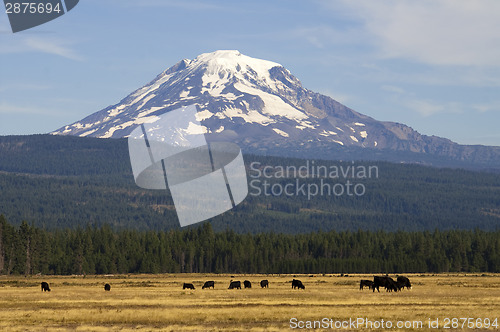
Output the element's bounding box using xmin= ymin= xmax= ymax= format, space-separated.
xmin=381 ymin=85 xmax=405 ymax=94
xmin=23 ymin=37 xmax=83 ymax=61
xmin=0 ymin=103 xmax=67 ymax=116
xmin=404 ymin=99 xmax=467 ymax=117
xmin=120 ymin=0 xmax=226 ymax=10
xmin=289 ymin=26 xmax=361 ymax=49
xmin=381 ymin=86 xmax=464 ymax=117
xmin=0 ymin=36 xmax=83 ymax=61
xmin=0 ymin=83 xmax=51 ymax=92
xmin=472 ymin=102 xmax=500 ymax=114
xmin=404 ymin=99 xmax=446 ymax=117
xmin=330 ymin=0 xmax=500 ymax=67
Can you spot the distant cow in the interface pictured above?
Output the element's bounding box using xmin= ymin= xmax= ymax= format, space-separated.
xmin=228 ymin=281 xmax=241 ymax=289
xmin=104 ymin=283 xmax=111 ymax=291
xmin=183 ymin=283 xmax=195 ymax=290
xmin=359 ymin=279 xmax=373 ymax=290
xmin=397 ymin=276 xmax=411 ymax=290
xmin=41 ymin=282 xmax=50 ymax=292
xmin=243 ymin=280 xmax=252 ymax=288
xmin=260 ymin=280 xmax=269 ymax=288
xmin=373 ymin=276 xmax=397 ymax=292
xmin=202 ymin=281 xmax=215 ymax=289
xmin=292 ymin=279 xmax=305 ymax=290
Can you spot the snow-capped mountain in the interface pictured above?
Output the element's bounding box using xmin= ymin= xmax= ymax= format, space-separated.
xmin=53 ymin=50 xmax=500 ymax=166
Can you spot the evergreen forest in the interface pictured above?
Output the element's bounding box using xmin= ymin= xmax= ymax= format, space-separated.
xmin=1 ymin=215 xmax=499 ymax=275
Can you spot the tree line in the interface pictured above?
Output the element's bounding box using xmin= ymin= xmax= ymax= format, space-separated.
xmin=1 ymin=215 xmax=499 ymax=275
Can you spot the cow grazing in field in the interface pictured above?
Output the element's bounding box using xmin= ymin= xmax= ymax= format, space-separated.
xmin=385 ymin=278 xmax=398 ymax=292
xmin=397 ymin=276 xmax=411 ymax=290
xmin=292 ymin=279 xmax=305 ymax=290
xmin=228 ymin=281 xmax=241 ymax=289
xmin=359 ymin=280 xmax=373 ymax=290
xmin=41 ymin=282 xmax=50 ymax=292
xmin=104 ymin=283 xmax=111 ymax=291
xmin=183 ymin=283 xmax=195 ymax=290
xmin=372 ymin=276 xmax=384 ymax=292
xmin=243 ymin=280 xmax=252 ymax=288
xmin=373 ymin=276 xmax=398 ymax=292
xmin=260 ymin=280 xmax=269 ymax=288
xmin=202 ymin=281 xmax=215 ymax=289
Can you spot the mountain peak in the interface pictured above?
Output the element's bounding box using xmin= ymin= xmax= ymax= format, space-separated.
xmin=199 ymin=49 xmax=242 ymax=58
xmin=190 ymin=50 xmax=282 ymax=82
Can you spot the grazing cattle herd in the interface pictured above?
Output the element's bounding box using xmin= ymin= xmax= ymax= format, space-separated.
xmin=373 ymin=276 xmax=397 ymax=292
xmin=37 ymin=275 xmax=412 ymax=294
xmin=361 ymin=275 xmax=412 ymax=292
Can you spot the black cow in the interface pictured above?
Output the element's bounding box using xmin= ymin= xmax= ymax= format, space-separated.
xmin=373 ymin=276 xmax=384 ymax=292
xmin=260 ymin=279 xmax=269 ymax=288
xmin=183 ymin=283 xmax=195 ymax=290
xmin=104 ymin=283 xmax=111 ymax=291
xmin=359 ymin=279 xmax=373 ymax=290
xmin=202 ymin=281 xmax=215 ymax=289
xmin=385 ymin=278 xmax=398 ymax=292
xmin=292 ymin=279 xmax=305 ymax=290
xmin=228 ymin=281 xmax=241 ymax=289
xmin=397 ymin=276 xmax=411 ymax=290
xmin=41 ymin=282 xmax=50 ymax=292
xmin=243 ymin=280 xmax=252 ymax=288
xmin=373 ymin=276 xmax=398 ymax=292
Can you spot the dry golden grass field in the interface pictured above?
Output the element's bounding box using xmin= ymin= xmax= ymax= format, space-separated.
xmin=0 ymin=273 xmax=499 ymax=331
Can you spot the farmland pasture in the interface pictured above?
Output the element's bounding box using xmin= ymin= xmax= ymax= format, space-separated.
xmin=0 ymin=274 xmax=498 ymax=331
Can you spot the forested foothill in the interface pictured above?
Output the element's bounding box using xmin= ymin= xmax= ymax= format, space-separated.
xmin=1 ymin=135 xmax=499 ymax=275
xmin=0 ymin=135 xmax=499 ymax=233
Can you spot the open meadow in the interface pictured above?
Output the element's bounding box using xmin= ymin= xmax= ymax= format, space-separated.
xmin=0 ymin=274 xmax=499 ymax=331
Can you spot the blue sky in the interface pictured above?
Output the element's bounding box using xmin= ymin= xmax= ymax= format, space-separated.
xmin=1 ymin=0 xmax=500 ymax=146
